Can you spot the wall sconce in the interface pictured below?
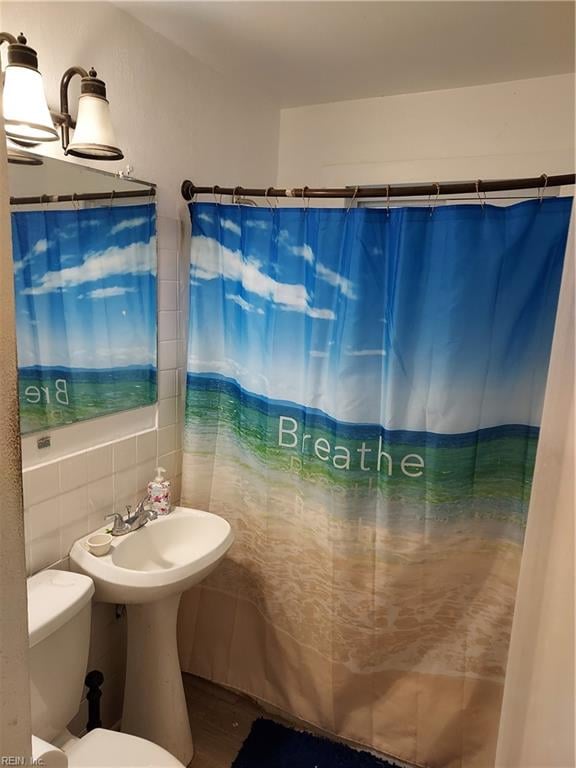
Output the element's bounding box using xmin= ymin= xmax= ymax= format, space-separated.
xmin=53 ymin=67 xmax=123 ymax=160
xmin=0 ymin=32 xmax=58 ymax=143
xmin=1 ymin=31 xmax=124 ymax=162
xmin=6 ymin=138 xmax=43 ymax=165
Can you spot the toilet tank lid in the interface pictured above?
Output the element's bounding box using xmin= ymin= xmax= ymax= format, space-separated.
xmin=27 ymin=570 xmax=94 ymax=648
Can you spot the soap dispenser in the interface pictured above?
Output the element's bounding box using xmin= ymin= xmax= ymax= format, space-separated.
xmin=147 ymin=466 xmax=171 ymax=516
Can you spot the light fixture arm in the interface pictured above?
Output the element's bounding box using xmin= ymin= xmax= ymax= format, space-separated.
xmin=0 ymin=32 xmax=18 ymax=47
xmin=57 ymin=65 xmax=89 ymax=152
xmin=0 ymin=32 xmax=24 ymax=73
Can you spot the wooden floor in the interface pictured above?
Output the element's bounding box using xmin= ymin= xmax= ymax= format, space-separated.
xmin=183 ymin=673 xmax=343 ymax=768
xmin=184 ymin=674 xmax=265 ymax=768
xmin=183 ymin=673 xmax=409 ymax=768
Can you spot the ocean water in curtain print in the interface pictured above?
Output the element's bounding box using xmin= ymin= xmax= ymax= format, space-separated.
xmin=11 ymin=203 xmax=157 ymax=434
xmin=180 ymin=199 xmax=572 ymax=768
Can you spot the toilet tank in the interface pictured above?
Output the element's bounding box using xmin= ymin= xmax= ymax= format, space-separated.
xmin=27 ymin=570 xmax=95 ymax=742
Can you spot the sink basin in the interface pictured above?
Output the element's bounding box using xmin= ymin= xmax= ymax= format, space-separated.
xmin=69 ymin=506 xmax=234 ymax=765
xmin=70 ymin=506 xmax=233 ymax=604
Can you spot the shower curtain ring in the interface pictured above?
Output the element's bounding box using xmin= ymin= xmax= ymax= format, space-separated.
xmin=385 ymin=185 xmax=391 ymax=217
xmin=429 ymin=183 xmax=440 ymax=216
xmin=265 ymin=187 xmax=276 ymax=210
xmin=212 ymin=185 xmax=218 ymax=204
xmin=347 ymin=186 xmax=359 ymax=213
xmin=302 ymin=186 xmax=310 ymax=211
xmin=109 ymin=189 xmax=115 ymax=208
xmin=72 ymin=192 xmax=79 ymax=211
xmin=233 ymin=186 xmax=242 ymax=205
xmin=539 ymin=173 xmax=549 ymax=203
xmin=476 ymin=180 xmax=486 ymax=209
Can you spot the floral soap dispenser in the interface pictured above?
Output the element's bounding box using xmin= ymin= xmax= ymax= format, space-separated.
xmin=147 ymin=466 xmax=171 ymax=516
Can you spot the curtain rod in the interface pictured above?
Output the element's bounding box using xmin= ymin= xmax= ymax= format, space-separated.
xmin=181 ymin=173 xmax=575 ymax=202
xmin=10 ymin=188 xmax=156 ymax=207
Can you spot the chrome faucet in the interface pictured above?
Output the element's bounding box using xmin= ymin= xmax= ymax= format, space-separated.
xmin=107 ymin=496 xmax=157 ymax=536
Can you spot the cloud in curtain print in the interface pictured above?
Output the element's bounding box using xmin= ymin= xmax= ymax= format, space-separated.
xmin=110 ymin=216 xmax=149 ymax=235
xmin=82 ymin=286 xmax=136 ymax=300
xmin=219 ymin=218 xmax=241 ymax=236
xmin=346 ymin=348 xmax=387 ymax=357
xmin=191 ymin=235 xmax=336 ymax=320
xmin=226 ymin=293 xmax=264 ymax=314
xmin=32 ymin=238 xmax=50 ymax=254
xmin=20 ymin=239 xmax=156 ymax=295
xmin=315 ymin=263 xmax=356 ymax=299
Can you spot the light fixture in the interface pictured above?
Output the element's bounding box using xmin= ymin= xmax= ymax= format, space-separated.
xmin=6 ymin=138 xmax=43 ymax=165
xmin=0 ymin=32 xmax=58 ymax=143
xmin=56 ymin=66 xmax=123 ymax=160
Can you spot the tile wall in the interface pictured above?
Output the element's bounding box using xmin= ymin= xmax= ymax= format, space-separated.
xmin=22 ymin=214 xmax=190 ymax=733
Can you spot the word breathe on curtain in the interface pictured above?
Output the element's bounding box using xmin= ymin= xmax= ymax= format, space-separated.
xmin=11 ymin=203 xmax=157 ymax=435
xmin=179 ymin=198 xmax=572 ymax=768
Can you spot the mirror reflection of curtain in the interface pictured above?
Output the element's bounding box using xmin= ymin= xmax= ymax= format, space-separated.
xmin=178 ymin=199 xmax=572 ymax=768
xmin=11 ymin=203 xmax=157 ymax=434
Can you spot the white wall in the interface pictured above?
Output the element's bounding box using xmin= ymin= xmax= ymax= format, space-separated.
xmin=277 ymin=74 xmax=575 ymax=190
xmin=1 ymin=0 xmax=280 ymax=735
xmin=2 ymin=1 xmax=280 ymax=216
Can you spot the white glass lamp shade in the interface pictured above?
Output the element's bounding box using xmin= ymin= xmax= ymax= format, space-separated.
xmin=3 ymin=65 xmax=58 ymax=142
xmin=67 ymin=93 xmax=123 ymax=160
xmin=6 ymin=138 xmax=43 ymax=165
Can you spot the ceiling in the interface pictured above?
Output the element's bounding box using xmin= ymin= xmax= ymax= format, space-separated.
xmin=118 ymin=1 xmax=575 ymax=107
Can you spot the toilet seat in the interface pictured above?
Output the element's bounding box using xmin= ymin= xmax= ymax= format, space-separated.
xmin=64 ymin=728 xmax=186 ymax=768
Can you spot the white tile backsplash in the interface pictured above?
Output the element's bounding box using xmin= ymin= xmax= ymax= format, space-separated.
xmin=158 ymin=397 xmax=177 ymax=427
xmin=158 ymin=281 xmax=178 ymax=310
xmin=26 ymin=498 xmax=60 ymax=541
xmin=158 ymin=249 xmax=178 ymax=281
xmin=158 ymin=311 xmax=178 ymax=341
xmin=136 ymin=430 xmax=157 ymax=463
xmin=23 ymin=463 xmax=60 ymax=508
xmin=158 ymin=340 xmax=178 ymax=370
xmin=28 ymin=532 xmax=61 ymax=575
xmin=137 ymin=459 xmax=157 ymax=493
xmin=114 ymin=467 xmax=138 ymax=503
xmin=157 ymin=216 xmax=179 ymax=251
xmin=158 ymin=369 xmax=177 ymax=400
xmin=87 ymin=477 xmax=114 ymax=516
xmin=113 ymin=437 xmax=137 ymax=472
xmin=59 ymin=453 xmax=88 ymax=493
xmin=158 ymin=425 xmax=177 ymax=456
xmin=60 ymin=487 xmax=89 ymax=526
xmin=86 ymin=445 xmax=113 ymax=482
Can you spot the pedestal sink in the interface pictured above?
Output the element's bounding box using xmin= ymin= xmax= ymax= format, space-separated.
xmin=70 ymin=506 xmax=234 ymax=766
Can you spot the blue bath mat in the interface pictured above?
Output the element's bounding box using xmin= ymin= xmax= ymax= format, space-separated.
xmin=231 ymin=718 xmax=400 ymax=767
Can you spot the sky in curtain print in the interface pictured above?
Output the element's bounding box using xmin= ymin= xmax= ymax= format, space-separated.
xmin=188 ymin=199 xmax=570 ymax=432
xmin=11 ymin=204 xmax=157 ymax=370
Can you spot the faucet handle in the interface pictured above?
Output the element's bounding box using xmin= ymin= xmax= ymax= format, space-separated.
xmin=106 ymin=512 xmax=126 ymax=534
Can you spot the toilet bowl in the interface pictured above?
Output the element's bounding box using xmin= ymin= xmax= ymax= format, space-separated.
xmin=27 ymin=569 xmax=186 ymax=768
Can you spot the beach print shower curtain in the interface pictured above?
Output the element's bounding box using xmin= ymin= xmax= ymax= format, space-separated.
xmin=179 ymin=198 xmax=572 ymax=768
xmin=11 ymin=203 xmax=157 ymax=434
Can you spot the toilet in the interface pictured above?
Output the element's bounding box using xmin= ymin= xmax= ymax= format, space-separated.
xmin=28 ymin=569 xmax=186 ymax=768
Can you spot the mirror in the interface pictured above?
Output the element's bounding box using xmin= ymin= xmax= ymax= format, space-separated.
xmin=9 ymin=150 xmax=157 ymax=436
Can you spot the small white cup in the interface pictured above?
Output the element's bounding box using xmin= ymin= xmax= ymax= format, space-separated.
xmin=87 ymin=532 xmax=112 ymax=557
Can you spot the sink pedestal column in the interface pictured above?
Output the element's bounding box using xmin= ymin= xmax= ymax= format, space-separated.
xmin=121 ymin=593 xmax=193 ymax=766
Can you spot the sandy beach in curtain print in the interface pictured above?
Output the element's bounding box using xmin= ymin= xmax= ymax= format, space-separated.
xmin=182 ymin=373 xmax=528 ymax=683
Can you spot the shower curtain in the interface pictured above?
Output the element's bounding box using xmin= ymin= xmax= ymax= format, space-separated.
xmin=178 ymin=198 xmax=572 ymax=768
